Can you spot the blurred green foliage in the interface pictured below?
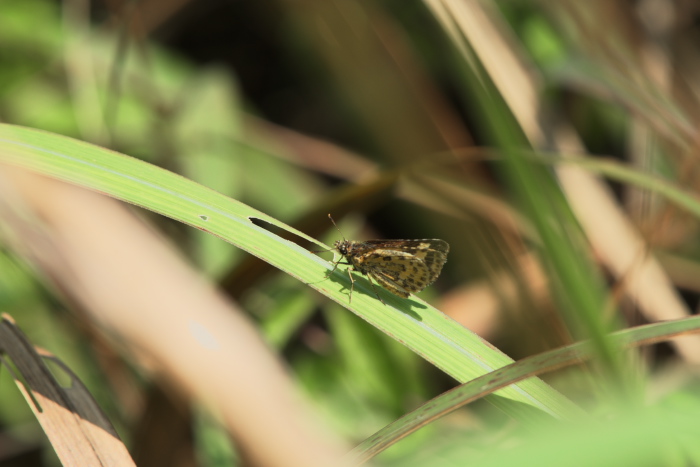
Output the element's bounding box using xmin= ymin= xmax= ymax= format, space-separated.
xmin=3 ymin=0 xmax=700 ymax=466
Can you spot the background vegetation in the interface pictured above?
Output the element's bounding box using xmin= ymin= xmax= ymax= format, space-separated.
xmin=2 ymin=0 xmax=700 ymax=465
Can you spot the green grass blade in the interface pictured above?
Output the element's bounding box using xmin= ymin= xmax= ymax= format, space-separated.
xmin=454 ymin=52 xmax=623 ymax=376
xmin=349 ymin=315 xmax=700 ymax=463
xmin=0 ymin=124 xmax=582 ymax=420
xmin=552 ymin=154 xmax=700 ymax=219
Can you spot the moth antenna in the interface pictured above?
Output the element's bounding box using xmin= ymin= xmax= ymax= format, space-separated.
xmin=328 ymin=214 xmax=346 ymax=241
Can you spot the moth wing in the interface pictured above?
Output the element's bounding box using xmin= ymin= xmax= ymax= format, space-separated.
xmin=361 ymin=249 xmax=442 ymax=297
xmin=363 ymin=240 xmax=449 ymax=283
xmin=369 ymin=270 xmax=411 ymax=298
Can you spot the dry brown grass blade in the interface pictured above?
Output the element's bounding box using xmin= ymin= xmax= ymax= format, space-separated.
xmin=0 ymin=164 xmax=349 ymax=467
xmin=0 ymin=314 xmax=135 ymax=467
xmin=426 ymin=0 xmax=700 ymax=362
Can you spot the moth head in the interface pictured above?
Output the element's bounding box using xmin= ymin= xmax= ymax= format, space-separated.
xmin=334 ymin=240 xmax=350 ymax=255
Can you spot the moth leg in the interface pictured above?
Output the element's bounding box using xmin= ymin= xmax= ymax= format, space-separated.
xmin=364 ymin=274 xmax=387 ymax=306
xmin=346 ymin=268 xmax=356 ymax=303
xmin=327 ymin=259 xmax=351 ymax=278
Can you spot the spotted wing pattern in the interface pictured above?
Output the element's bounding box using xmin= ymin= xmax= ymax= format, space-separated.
xmin=350 ymin=240 xmax=449 ymax=298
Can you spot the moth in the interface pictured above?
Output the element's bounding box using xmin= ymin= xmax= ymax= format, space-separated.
xmin=326 ymin=215 xmax=449 ymax=303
